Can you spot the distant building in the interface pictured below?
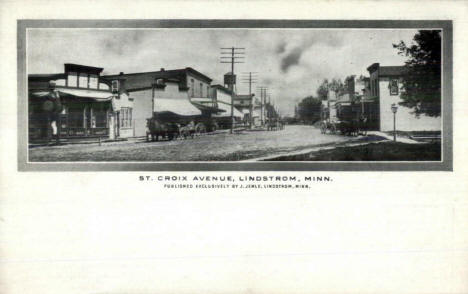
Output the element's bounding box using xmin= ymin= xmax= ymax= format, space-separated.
xmin=103 ymin=68 xmax=212 ymax=137
xmin=367 ymin=63 xmax=441 ymax=132
xmin=28 ymin=63 xmax=134 ymax=142
xmin=210 ymin=84 xmax=244 ymax=128
xmin=234 ymin=94 xmax=254 ymax=124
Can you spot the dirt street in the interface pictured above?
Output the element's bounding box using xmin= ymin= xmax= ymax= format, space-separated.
xmin=29 ymin=125 xmax=361 ymax=162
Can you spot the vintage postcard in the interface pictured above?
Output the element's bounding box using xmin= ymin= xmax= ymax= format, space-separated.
xmin=1 ymin=1 xmax=468 ymax=294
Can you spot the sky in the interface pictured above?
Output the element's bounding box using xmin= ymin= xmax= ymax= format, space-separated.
xmin=27 ymin=29 xmax=418 ymax=116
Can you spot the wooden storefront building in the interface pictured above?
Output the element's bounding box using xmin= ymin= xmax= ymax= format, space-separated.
xmin=28 ymin=64 xmax=134 ymax=143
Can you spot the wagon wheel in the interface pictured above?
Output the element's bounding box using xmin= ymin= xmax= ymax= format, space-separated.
xmin=330 ymin=123 xmax=337 ymax=134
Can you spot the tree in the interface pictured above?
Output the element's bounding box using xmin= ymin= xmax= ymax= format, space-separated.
xmin=393 ymin=30 xmax=441 ymax=117
xmin=328 ymin=78 xmax=345 ymax=96
xmin=297 ymin=96 xmax=322 ymax=124
xmin=316 ymin=79 xmax=329 ymax=101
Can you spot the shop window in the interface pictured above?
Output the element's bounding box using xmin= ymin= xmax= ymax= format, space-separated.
xmin=95 ymin=110 xmax=107 ymax=128
xmin=79 ymin=73 xmax=88 ymax=88
xmin=389 ymin=79 xmax=399 ymax=95
xmin=68 ymin=107 xmax=83 ymax=128
xmin=120 ymin=107 xmax=132 ymax=128
xmin=67 ymin=72 xmax=78 ymax=87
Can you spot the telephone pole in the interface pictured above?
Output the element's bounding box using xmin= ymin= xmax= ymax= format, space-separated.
xmin=257 ymin=87 xmax=268 ymax=127
xmin=220 ymin=47 xmax=245 ymax=134
xmin=241 ymin=72 xmax=258 ymax=129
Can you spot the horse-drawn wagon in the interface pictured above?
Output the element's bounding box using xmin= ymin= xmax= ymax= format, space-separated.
xmin=320 ymin=100 xmax=368 ymax=136
xmin=146 ymin=111 xmax=219 ymax=142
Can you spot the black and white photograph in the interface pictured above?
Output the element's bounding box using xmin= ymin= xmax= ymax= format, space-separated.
xmin=22 ymin=22 xmax=451 ymax=169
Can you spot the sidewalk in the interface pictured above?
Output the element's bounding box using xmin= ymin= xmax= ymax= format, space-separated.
xmin=367 ymin=131 xmax=422 ymax=144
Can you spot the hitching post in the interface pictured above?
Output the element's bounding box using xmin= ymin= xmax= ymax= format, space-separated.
xmin=391 ymin=103 xmax=398 ymax=142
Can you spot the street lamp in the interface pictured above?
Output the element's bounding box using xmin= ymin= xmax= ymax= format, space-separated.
xmin=391 ymin=103 xmax=398 ymax=142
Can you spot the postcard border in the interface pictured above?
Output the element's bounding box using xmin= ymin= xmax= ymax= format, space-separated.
xmin=17 ymin=19 xmax=453 ymax=171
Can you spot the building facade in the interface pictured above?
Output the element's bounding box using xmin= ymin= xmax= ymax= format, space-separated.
xmin=233 ymin=94 xmax=254 ymax=124
xmin=210 ymin=84 xmax=244 ymax=128
xmin=367 ymin=63 xmax=441 ymax=132
xmin=28 ymin=64 xmax=134 ymax=142
xmin=103 ymin=68 xmax=212 ymax=137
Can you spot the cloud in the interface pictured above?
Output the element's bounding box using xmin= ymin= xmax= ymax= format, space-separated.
xmin=275 ymin=41 xmax=287 ymax=54
xmin=280 ymin=47 xmax=303 ymax=73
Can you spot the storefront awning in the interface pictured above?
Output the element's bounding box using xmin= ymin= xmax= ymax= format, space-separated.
xmin=213 ymin=101 xmax=244 ymax=118
xmin=155 ymin=98 xmax=201 ymax=116
xmin=31 ymin=88 xmax=114 ymax=102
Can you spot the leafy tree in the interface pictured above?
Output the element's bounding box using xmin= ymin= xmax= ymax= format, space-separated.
xmin=316 ymin=79 xmax=329 ymax=100
xmin=297 ymin=96 xmax=322 ymax=124
xmin=329 ymin=78 xmax=345 ymax=96
xmin=393 ymin=30 xmax=441 ymax=117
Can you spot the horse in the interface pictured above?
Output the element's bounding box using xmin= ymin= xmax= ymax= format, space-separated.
xmin=179 ymin=121 xmax=196 ymax=139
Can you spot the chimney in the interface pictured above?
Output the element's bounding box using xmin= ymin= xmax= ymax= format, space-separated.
xmin=119 ymin=72 xmax=124 ymax=75
xmin=160 ymin=68 xmax=165 ymax=72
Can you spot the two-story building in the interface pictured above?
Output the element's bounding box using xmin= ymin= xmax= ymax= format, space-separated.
xmin=103 ymin=68 xmax=212 ymax=137
xmin=28 ymin=63 xmax=135 ymax=143
xmin=367 ymin=63 xmax=441 ymax=132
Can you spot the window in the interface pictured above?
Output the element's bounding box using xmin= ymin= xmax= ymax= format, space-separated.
xmin=200 ymin=83 xmax=203 ymax=97
xmin=111 ymin=80 xmax=119 ymax=93
xmin=67 ymin=72 xmax=78 ymax=87
xmin=94 ymin=110 xmax=107 ymax=128
xmin=79 ymin=73 xmax=88 ymax=88
xmin=207 ymin=86 xmax=210 ymax=98
xmin=67 ymin=107 xmax=83 ymax=128
xmin=389 ymin=79 xmax=399 ymax=95
xmin=190 ymin=79 xmax=195 ymax=97
xmin=89 ymin=75 xmax=98 ymax=89
xmin=120 ymin=107 xmax=132 ymax=128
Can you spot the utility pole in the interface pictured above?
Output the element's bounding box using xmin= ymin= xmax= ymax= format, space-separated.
xmin=221 ymin=47 xmax=245 ymax=134
xmin=257 ymin=87 xmax=267 ymax=127
xmin=241 ymin=72 xmax=258 ymax=129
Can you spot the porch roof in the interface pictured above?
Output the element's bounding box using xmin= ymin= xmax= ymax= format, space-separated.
xmin=213 ymin=101 xmax=243 ymax=118
xmin=31 ymin=88 xmax=114 ymax=102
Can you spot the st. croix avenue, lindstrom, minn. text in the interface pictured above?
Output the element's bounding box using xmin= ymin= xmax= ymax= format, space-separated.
xmin=139 ymin=175 xmax=333 ymax=182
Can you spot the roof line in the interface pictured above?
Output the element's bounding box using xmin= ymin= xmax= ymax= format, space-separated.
xmin=103 ymin=67 xmax=212 ymax=82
